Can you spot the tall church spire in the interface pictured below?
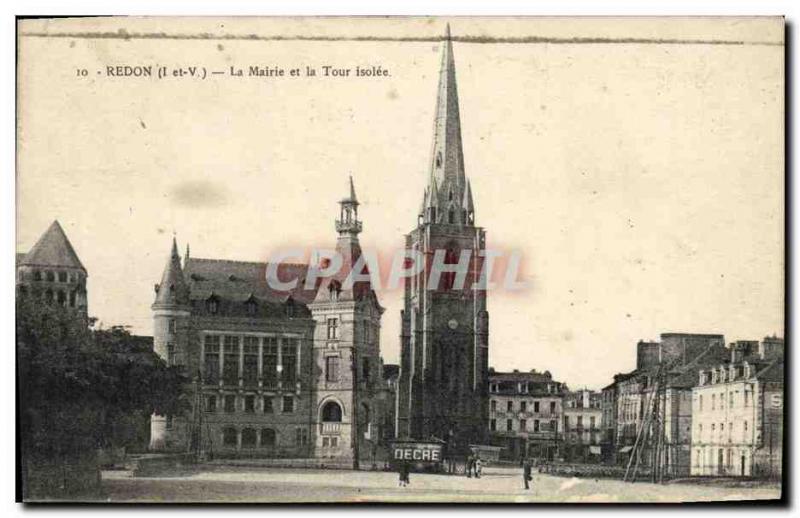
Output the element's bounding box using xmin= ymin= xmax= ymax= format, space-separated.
xmin=422 ymin=23 xmax=473 ymax=226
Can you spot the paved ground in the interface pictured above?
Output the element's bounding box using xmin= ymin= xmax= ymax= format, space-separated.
xmin=96 ymin=465 xmax=781 ymax=503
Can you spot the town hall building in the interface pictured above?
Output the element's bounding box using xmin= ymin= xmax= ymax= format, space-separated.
xmin=150 ymin=180 xmax=388 ymax=463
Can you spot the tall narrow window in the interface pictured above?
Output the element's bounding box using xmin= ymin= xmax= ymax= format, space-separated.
xmin=261 ymin=337 xmax=278 ymax=387
xmin=223 ymin=336 xmax=239 ymax=385
xmin=326 ymin=356 xmax=339 ymax=382
xmin=282 ymin=339 xmax=298 ymax=386
xmin=327 ymin=318 xmax=339 ymax=339
xmin=244 ymin=395 xmax=255 ymax=413
xmin=168 ymin=319 xmax=176 ymax=333
xmin=283 ymin=396 xmax=294 ymax=413
xmin=204 ymin=335 xmax=220 ymax=383
xmin=205 ymin=395 xmax=217 ymax=413
xmin=263 ymin=396 xmax=274 ymax=414
xmin=362 ymin=357 xmax=370 ymax=382
xmin=243 ymin=337 xmax=259 ymax=386
xmin=167 ymin=342 xmax=175 ymax=366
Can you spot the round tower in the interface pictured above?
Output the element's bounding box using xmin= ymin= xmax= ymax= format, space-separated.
xmin=150 ymin=237 xmax=191 ymax=451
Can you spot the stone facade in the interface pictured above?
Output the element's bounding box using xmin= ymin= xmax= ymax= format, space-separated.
xmin=397 ymin=25 xmax=490 ymax=452
xmin=16 ymin=220 xmax=88 ymax=316
xmin=562 ymin=390 xmax=604 ymax=462
xmin=605 ymin=333 xmax=728 ymax=476
xmin=150 ymin=181 xmax=389 ymax=463
xmin=487 ymin=370 xmax=566 ymax=461
xmin=691 ymin=337 xmax=784 ymax=478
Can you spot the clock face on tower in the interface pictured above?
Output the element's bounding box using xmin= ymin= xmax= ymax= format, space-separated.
xmin=448 ymin=318 xmax=459 ymax=330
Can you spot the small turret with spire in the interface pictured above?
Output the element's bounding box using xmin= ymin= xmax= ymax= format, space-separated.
xmin=335 ymin=175 xmax=363 ymax=237
xmin=153 ymin=236 xmax=189 ymax=308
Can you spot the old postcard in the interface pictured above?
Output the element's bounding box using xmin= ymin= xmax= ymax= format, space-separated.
xmin=15 ymin=16 xmax=784 ymax=503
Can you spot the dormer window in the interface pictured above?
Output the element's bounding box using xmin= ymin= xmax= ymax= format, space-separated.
xmin=329 ymin=280 xmax=342 ymax=301
xmin=285 ymin=296 xmax=295 ymax=317
xmin=206 ymin=294 xmax=219 ymax=315
xmin=245 ymin=296 xmax=257 ymax=316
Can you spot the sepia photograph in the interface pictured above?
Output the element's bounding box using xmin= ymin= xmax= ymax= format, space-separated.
xmin=14 ymin=15 xmax=785 ymax=504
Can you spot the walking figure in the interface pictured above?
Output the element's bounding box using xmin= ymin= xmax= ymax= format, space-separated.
xmin=399 ymin=460 xmax=410 ymax=487
xmin=523 ymin=458 xmax=533 ymax=490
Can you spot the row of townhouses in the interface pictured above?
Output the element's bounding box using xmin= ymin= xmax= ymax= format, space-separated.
xmin=486 ymin=369 xmax=603 ymax=463
xmin=601 ymin=333 xmax=784 ymax=479
xmin=487 ymin=332 xmax=783 ymax=480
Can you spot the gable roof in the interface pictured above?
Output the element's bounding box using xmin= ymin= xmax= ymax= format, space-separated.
xmin=19 ymin=220 xmax=85 ymax=271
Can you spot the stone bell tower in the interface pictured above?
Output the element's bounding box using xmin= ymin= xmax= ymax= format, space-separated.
xmin=309 ymin=177 xmax=384 ymax=464
xmin=397 ymin=25 xmax=490 ymax=451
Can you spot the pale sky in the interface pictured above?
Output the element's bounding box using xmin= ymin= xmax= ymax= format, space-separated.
xmin=17 ymin=17 xmax=784 ymax=389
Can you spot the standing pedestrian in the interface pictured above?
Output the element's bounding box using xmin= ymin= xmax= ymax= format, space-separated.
xmin=399 ymin=460 xmax=409 ymax=487
xmin=523 ymin=458 xmax=532 ymax=490
xmin=475 ymin=457 xmax=483 ymax=479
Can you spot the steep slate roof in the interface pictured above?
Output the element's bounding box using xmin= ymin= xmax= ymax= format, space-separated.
xmin=19 ymin=220 xmax=85 ymax=271
xmin=154 ymin=237 xmax=190 ymax=306
xmin=184 ymin=257 xmax=319 ymax=304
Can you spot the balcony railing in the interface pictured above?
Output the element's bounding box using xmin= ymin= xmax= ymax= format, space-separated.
xmin=321 ymin=422 xmax=341 ymax=435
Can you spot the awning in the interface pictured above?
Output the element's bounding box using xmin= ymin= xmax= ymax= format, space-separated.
xmin=619 ymin=446 xmax=633 ymax=453
xmin=589 ymin=446 xmax=602 ymax=455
